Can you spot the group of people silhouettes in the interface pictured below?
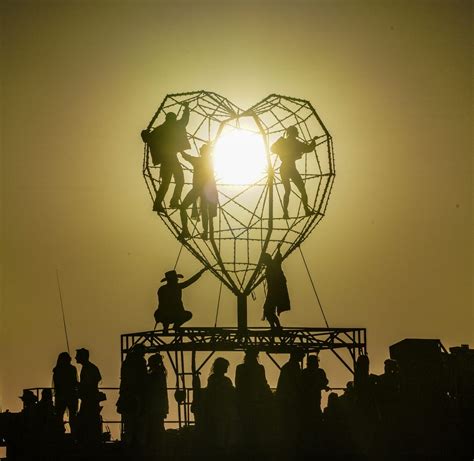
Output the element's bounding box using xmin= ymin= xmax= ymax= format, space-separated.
xmin=117 ymin=348 xmax=330 ymax=457
xmin=2 ymin=349 xmax=103 ymax=457
xmin=53 ymin=348 xmax=103 ymax=444
xmin=116 ymin=344 xmax=168 ymax=455
xmin=152 ymin=250 xmax=289 ymax=332
xmin=141 ymin=102 xmax=319 ymax=240
xmin=3 ymin=346 xmax=471 ymax=458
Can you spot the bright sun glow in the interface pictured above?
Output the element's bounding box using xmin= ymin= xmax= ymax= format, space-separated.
xmin=213 ymin=129 xmax=267 ymax=185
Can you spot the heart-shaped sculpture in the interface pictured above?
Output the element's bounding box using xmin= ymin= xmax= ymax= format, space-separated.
xmin=142 ymin=91 xmax=334 ymax=297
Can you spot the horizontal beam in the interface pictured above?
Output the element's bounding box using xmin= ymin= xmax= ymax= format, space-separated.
xmin=121 ymin=326 xmax=366 ymax=355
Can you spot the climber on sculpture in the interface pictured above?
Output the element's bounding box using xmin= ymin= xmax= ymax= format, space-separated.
xmin=142 ymin=102 xmax=191 ymax=213
xmin=179 ymin=143 xmax=218 ymax=240
xmin=260 ymin=248 xmax=291 ymax=331
xmin=271 ymin=126 xmax=319 ymax=219
xmin=154 ymin=268 xmax=206 ymax=333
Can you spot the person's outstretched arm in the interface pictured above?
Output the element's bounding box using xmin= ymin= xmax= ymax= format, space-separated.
xmin=301 ymin=137 xmax=316 ymax=153
xmin=181 ymin=152 xmax=197 ymax=167
xmin=178 ymin=102 xmax=190 ymax=126
xmin=274 ymin=249 xmax=283 ymax=265
xmin=180 ymin=267 xmax=207 ymax=288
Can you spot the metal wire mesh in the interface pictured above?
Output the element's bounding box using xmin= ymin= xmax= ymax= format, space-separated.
xmin=142 ymin=91 xmax=335 ymax=296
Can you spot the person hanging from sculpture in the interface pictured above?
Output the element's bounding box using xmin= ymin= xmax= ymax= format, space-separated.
xmin=179 ymin=142 xmax=218 ymax=240
xmin=154 ymin=268 xmax=207 ymax=333
xmin=141 ymin=102 xmax=191 ymax=213
xmin=271 ymin=125 xmax=320 ymax=219
xmin=260 ymin=248 xmax=291 ymax=331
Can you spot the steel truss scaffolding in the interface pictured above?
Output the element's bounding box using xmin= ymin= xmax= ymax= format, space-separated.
xmin=121 ymin=326 xmax=366 ymax=427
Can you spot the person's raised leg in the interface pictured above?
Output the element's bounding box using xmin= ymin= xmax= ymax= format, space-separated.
xmin=154 ymin=162 xmax=172 ymax=212
xmin=291 ymin=169 xmax=311 ymax=215
xmin=170 ymin=157 xmax=184 ymax=208
xmin=174 ymin=310 xmax=192 ymax=330
xmin=201 ymin=198 xmax=209 ymax=240
xmin=179 ymin=188 xmax=199 ymax=239
xmin=281 ymin=167 xmax=291 ymax=219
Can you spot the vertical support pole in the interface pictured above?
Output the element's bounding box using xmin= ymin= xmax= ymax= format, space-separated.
xmin=237 ymin=293 xmax=247 ymax=332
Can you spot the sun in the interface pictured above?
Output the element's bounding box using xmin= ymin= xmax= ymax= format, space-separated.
xmin=212 ymin=128 xmax=267 ymax=185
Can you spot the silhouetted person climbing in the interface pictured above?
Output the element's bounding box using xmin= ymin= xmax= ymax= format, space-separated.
xmin=260 ymin=249 xmax=290 ymax=331
xmin=302 ymin=355 xmax=329 ymax=422
xmin=154 ymin=268 xmax=207 ymax=333
xmin=116 ymin=343 xmax=147 ymax=449
xmin=53 ymin=351 xmax=78 ymax=435
xmin=203 ymin=357 xmax=236 ymax=453
xmin=75 ymin=348 xmax=102 ymax=444
xmin=276 ymin=350 xmax=304 ymax=450
xmin=143 ymin=102 xmax=190 ymax=213
xmin=235 ymin=349 xmax=272 ymax=452
xmin=179 ymin=143 xmax=218 ymax=240
xmin=143 ymin=353 xmax=168 ymax=455
xmin=271 ymin=126 xmax=319 ymax=218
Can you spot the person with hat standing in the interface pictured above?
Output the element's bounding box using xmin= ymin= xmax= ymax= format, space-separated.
xmin=154 ymin=268 xmax=207 ymax=333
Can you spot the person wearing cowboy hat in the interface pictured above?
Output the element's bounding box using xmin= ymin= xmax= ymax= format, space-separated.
xmin=154 ymin=267 xmax=206 ymax=333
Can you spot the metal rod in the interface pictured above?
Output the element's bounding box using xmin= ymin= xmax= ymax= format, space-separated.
xmin=56 ymin=269 xmax=70 ymax=354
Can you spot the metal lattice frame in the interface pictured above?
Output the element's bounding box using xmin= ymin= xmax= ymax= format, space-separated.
xmin=121 ymin=327 xmax=366 ymax=427
xmin=122 ymin=327 xmax=365 ymax=371
xmin=142 ymin=91 xmax=335 ymax=300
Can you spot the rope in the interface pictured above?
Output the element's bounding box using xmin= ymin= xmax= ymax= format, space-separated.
xmin=213 ymin=282 xmax=223 ymax=327
xmin=298 ymin=247 xmax=329 ymax=328
xmin=56 ymin=269 xmax=71 ymax=354
xmin=173 ymin=244 xmax=184 ymax=270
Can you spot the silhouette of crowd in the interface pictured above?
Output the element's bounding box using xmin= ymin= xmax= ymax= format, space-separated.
xmin=0 ymin=348 xmax=105 ymax=458
xmin=1 ymin=342 xmax=473 ymax=459
xmin=115 ymin=345 xmax=473 ymax=459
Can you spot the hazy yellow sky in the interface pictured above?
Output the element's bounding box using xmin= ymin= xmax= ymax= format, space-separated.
xmin=1 ymin=0 xmax=472 ymax=414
